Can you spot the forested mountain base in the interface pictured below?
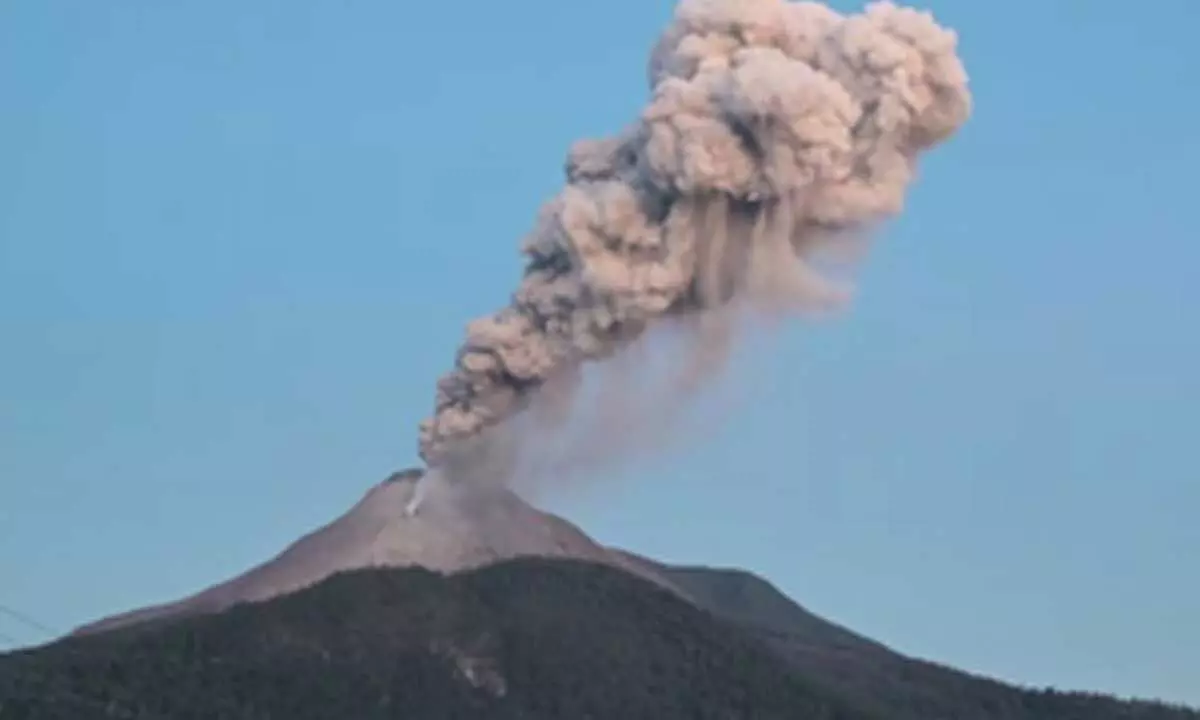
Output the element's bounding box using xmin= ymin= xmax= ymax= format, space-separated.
xmin=656 ymin=564 xmax=1200 ymax=720
xmin=0 ymin=559 xmax=868 ymax=720
xmin=1 ymin=558 xmax=1195 ymax=720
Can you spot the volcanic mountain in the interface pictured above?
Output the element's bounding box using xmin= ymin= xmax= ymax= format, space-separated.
xmin=5 ymin=470 xmax=1194 ymax=720
xmin=75 ymin=469 xmax=678 ymax=636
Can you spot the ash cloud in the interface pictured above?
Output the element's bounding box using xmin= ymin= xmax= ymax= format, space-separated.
xmin=413 ymin=0 xmax=971 ymax=495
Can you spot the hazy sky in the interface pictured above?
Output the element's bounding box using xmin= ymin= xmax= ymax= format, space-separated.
xmin=2 ymin=0 xmax=1197 ymax=706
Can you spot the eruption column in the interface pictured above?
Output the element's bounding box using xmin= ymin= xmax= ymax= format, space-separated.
xmin=412 ymin=0 xmax=971 ymax=499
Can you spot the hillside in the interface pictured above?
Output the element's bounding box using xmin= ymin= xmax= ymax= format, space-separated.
xmin=3 ymin=559 xmax=1195 ymax=720
xmin=645 ymin=559 xmax=885 ymax=653
xmin=652 ymin=562 xmax=1199 ymax=720
xmin=74 ymin=470 xmax=680 ymax=636
xmin=0 ymin=558 xmax=870 ymax=720
xmin=33 ymin=470 xmax=1200 ymax=720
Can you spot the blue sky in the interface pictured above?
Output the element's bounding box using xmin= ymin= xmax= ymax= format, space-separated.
xmin=1 ymin=0 xmax=1197 ymax=706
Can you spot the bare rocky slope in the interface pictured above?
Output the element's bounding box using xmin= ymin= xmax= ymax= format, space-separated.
xmin=76 ymin=469 xmax=679 ymax=636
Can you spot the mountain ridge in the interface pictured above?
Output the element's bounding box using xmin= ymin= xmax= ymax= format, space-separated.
xmin=75 ymin=469 xmax=682 ymax=636
xmin=3 ymin=557 xmax=1195 ymax=720
xmin=39 ymin=469 xmax=1199 ymax=719
xmin=4 ymin=558 xmax=873 ymax=720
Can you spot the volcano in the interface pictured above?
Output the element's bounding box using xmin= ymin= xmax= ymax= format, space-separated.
xmin=4 ymin=470 xmax=1196 ymax=720
xmin=74 ymin=469 xmax=680 ymax=636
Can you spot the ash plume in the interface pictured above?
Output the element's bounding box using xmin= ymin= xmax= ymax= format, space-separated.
xmin=414 ymin=0 xmax=971 ymax=496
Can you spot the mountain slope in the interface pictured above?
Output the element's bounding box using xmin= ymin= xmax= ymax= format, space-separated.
xmin=640 ymin=557 xmax=885 ymax=653
xmin=47 ymin=469 xmax=1199 ymax=719
xmin=651 ymin=561 xmax=1199 ymax=720
xmin=0 ymin=558 xmax=872 ymax=720
xmin=77 ymin=470 xmax=679 ymax=635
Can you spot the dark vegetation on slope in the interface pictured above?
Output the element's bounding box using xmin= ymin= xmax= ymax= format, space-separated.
xmin=657 ymin=562 xmax=885 ymax=651
xmin=657 ymin=565 xmax=1200 ymax=720
xmin=1 ymin=557 xmax=1195 ymax=720
xmin=0 ymin=558 xmax=871 ymax=720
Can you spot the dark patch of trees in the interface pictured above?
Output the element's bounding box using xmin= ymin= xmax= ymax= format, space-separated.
xmin=660 ymin=565 xmax=1200 ymax=720
xmin=0 ymin=559 xmax=869 ymax=720
xmin=1 ymin=558 xmax=1195 ymax=720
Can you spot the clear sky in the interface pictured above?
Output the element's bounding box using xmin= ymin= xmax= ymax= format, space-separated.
xmin=1 ymin=0 xmax=1197 ymax=706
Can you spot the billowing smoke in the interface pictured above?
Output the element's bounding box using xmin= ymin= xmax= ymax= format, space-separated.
xmin=412 ymin=0 xmax=970 ymax=505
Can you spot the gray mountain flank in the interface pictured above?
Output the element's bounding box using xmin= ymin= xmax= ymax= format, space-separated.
xmin=75 ymin=470 xmax=684 ymax=636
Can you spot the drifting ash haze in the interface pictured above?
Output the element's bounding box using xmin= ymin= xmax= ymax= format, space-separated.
xmin=412 ymin=0 xmax=971 ymax=508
